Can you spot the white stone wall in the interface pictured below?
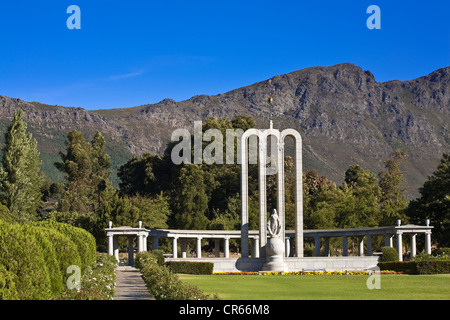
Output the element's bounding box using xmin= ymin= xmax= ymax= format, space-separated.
xmin=165 ymin=256 xmax=380 ymax=273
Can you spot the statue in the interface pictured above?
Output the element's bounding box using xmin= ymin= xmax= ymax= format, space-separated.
xmin=267 ymin=209 xmax=281 ymax=238
xmin=262 ymin=209 xmax=288 ymax=272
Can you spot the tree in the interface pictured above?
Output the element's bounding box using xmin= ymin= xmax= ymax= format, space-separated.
xmin=172 ymin=164 xmax=209 ymax=229
xmin=407 ymin=153 xmax=450 ymax=247
xmin=337 ymin=165 xmax=381 ymax=228
xmin=56 ymin=130 xmax=114 ymax=214
xmin=0 ymin=110 xmax=43 ymax=222
xmin=378 ymin=150 xmax=408 ymax=225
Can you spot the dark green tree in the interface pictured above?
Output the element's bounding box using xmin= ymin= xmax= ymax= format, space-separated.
xmin=378 ymin=149 xmax=408 ymax=225
xmin=172 ymin=164 xmax=209 ymax=229
xmin=407 ymin=153 xmax=450 ymax=247
xmin=0 ymin=110 xmax=44 ymax=222
xmin=56 ymin=130 xmax=114 ymax=214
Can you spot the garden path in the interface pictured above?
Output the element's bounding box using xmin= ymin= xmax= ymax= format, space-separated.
xmin=113 ymin=266 xmax=154 ymax=300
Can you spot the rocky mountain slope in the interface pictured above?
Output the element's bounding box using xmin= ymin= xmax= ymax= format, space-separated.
xmin=0 ymin=63 xmax=448 ymax=197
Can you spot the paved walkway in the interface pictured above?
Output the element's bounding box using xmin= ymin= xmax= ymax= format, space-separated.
xmin=113 ymin=266 xmax=154 ymax=300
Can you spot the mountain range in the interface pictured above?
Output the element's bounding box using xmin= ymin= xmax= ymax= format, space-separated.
xmin=0 ymin=63 xmax=448 ymax=198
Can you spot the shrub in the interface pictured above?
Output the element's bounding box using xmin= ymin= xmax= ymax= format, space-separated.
xmin=135 ymin=251 xmax=158 ymax=269
xmin=432 ymin=247 xmax=450 ymax=259
xmin=166 ymin=261 xmax=214 ymax=275
xmin=34 ymin=220 xmax=96 ymax=272
xmin=0 ymin=263 xmax=18 ymax=300
xmin=377 ymin=261 xmax=417 ymax=274
xmin=31 ymin=225 xmax=81 ymax=284
xmin=60 ymin=253 xmax=117 ymax=300
xmin=0 ymin=220 xmax=52 ymax=300
xmin=381 ymin=246 xmax=399 ymax=262
xmin=378 ymin=260 xmax=450 ymax=274
xmin=21 ymin=224 xmax=64 ymax=295
xmin=135 ymin=251 xmax=218 ymax=300
xmin=415 ymin=260 xmax=450 ymax=274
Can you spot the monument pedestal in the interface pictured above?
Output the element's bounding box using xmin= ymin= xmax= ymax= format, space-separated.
xmin=262 ymin=237 xmax=288 ymax=272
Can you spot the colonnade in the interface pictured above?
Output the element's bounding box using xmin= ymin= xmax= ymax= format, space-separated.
xmin=106 ymin=220 xmax=433 ymax=265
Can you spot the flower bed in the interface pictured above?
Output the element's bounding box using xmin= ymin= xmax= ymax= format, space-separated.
xmin=213 ymin=270 xmax=404 ymax=276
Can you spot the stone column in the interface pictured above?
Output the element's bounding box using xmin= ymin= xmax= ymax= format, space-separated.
xmin=215 ymin=239 xmax=221 ymax=258
xmin=224 ymin=237 xmax=230 ymax=258
xmin=153 ymin=236 xmax=159 ymax=250
xmin=258 ymin=140 xmax=267 ymax=258
xmin=324 ymin=237 xmax=330 ymax=257
xmin=397 ymin=232 xmax=403 ymax=261
xmin=172 ymin=237 xmax=178 ymax=259
xmin=358 ymin=237 xmax=364 ymax=256
xmin=196 ymin=237 xmax=202 ymax=258
xmin=314 ymin=236 xmax=321 ymax=257
xmin=366 ymin=235 xmax=372 ymax=256
xmin=385 ymin=234 xmax=393 ymax=247
xmin=410 ymin=234 xmax=417 ymax=259
xmin=252 ymin=238 xmax=260 ymax=258
xmin=342 ymin=236 xmax=348 ymax=256
xmin=113 ymin=237 xmax=119 ymax=262
xmin=285 ymin=237 xmax=290 ymax=258
xmin=143 ymin=234 xmax=148 ymax=252
xmin=128 ymin=237 xmax=134 ymax=266
xmin=425 ymin=231 xmax=432 ymax=255
xmin=240 ymin=131 xmax=251 ymax=259
xmin=107 ymin=234 xmax=113 ymax=256
xmin=137 ymin=235 xmax=144 ymax=253
xmin=277 ymin=138 xmax=286 ymax=251
xmin=181 ymin=239 xmax=187 ymax=258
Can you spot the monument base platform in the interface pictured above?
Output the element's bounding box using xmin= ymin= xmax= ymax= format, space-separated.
xmin=165 ymin=256 xmax=380 ymax=273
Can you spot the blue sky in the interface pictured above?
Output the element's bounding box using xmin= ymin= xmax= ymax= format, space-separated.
xmin=0 ymin=1 xmax=448 ymax=110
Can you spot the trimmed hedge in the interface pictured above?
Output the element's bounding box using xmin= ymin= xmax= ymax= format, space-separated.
xmin=32 ymin=225 xmax=81 ymax=283
xmin=135 ymin=251 xmax=218 ymax=300
xmin=22 ymin=224 xmax=64 ymax=295
xmin=166 ymin=261 xmax=214 ymax=275
xmin=415 ymin=260 xmax=450 ymax=274
xmin=34 ymin=220 xmax=96 ymax=272
xmin=0 ymin=264 xmax=18 ymax=300
xmin=381 ymin=246 xmax=399 ymax=262
xmin=378 ymin=260 xmax=450 ymax=274
xmin=0 ymin=219 xmax=101 ymax=300
xmin=0 ymin=220 xmax=52 ymax=300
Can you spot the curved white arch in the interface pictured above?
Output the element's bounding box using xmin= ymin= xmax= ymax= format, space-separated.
xmin=240 ymin=126 xmax=303 ymax=258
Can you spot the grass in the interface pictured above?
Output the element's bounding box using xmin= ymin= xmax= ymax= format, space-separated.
xmin=178 ymin=274 xmax=450 ymax=300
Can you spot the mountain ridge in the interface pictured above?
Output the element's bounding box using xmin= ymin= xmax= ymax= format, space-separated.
xmin=0 ymin=63 xmax=448 ymax=197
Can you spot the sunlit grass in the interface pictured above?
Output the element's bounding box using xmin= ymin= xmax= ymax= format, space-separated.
xmin=178 ymin=274 xmax=450 ymax=300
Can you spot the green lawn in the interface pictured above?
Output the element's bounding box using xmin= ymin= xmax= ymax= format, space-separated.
xmin=178 ymin=274 xmax=450 ymax=300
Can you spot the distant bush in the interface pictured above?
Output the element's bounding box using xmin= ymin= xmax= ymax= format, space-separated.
xmin=166 ymin=261 xmax=214 ymax=275
xmin=431 ymin=247 xmax=450 ymax=259
xmin=378 ymin=260 xmax=450 ymax=274
xmin=415 ymin=260 xmax=450 ymax=274
xmin=378 ymin=261 xmax=417 ymax=274
xmin=381 ymin=246 xmax=399 ymax=262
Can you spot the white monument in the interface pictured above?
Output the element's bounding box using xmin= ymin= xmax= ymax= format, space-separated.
xmin=262 ymin=209 xmax=288 ymax=271
xmin=240 ymin=121 xmax=303 ymax=269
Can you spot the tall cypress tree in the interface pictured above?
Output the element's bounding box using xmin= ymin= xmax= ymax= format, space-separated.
xmin=0 ymin=109 xmax=43 ymax=222
xmin=56 ymin=130 xmax=113 ymax=214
